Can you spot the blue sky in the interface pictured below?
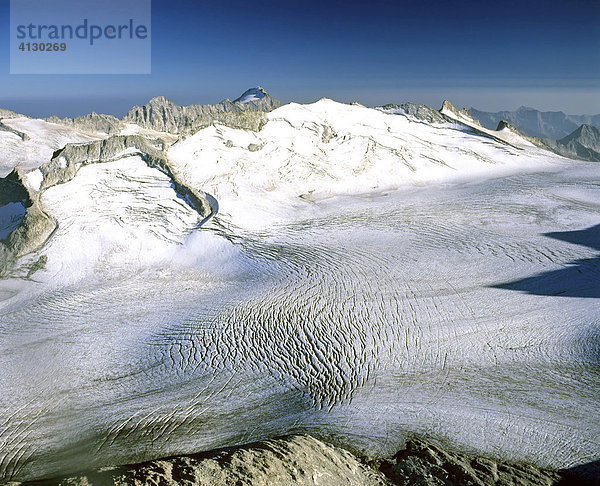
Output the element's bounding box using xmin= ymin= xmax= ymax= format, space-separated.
xmin=1 ymin=0 xmax=599 ymax=117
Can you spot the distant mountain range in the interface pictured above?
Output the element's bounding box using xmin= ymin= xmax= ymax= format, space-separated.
xmin=2 ymin=88 xmax=599 ymax=163
xmin=547 ymin=124 xmax=600 ymax=162
xmin=460 ymin=105 xmax=600 ymax=162
xmin=468 ymin=106 xmax=600 ymax=140
xmin=43 ymin=88 xmax=281 ymax=135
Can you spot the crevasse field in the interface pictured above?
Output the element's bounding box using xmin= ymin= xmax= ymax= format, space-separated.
xmin=0 ymin=100 xmax=598 ymax=481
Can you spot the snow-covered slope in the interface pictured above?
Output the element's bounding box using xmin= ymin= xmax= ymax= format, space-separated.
xmin=0 ymin=99 xmax=598 ymax=482
xmin=169 ymin=99 xmax=563 ymax=228
xmin=440 ymin=100 xmax=539 ymax=148
xmin=0 ymin=117 xmax=102 ymax=177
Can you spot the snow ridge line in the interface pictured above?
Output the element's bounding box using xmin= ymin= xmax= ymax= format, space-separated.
xmin=0 ymin=134 xmax=218 ymax=276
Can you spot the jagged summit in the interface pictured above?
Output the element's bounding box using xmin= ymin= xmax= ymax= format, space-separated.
xmin=440 ymin=100 xmax=458 ymax=113
xmin=235 ymin=86 xmax=268 ymax=104
xmin=122 ymin=88 xmax=280 ymax=134
xmin=440 ymin=100 xmax=481 ymax=126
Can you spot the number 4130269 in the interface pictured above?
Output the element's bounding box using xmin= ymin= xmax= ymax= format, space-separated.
xmin=18 ymin=42 xmax=67 ymax=52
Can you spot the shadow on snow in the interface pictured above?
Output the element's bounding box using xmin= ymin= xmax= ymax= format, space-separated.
xmin=493 ymin=224 xmax=600 ymax=298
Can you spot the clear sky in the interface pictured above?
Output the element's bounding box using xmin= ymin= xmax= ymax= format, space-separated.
xmin=1 ymin=0 xmax=599 ymax=117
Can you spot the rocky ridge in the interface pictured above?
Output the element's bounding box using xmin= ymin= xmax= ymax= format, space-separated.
xmin=41 ymin=88 xmax=281 ymax=135
xmin=0 ymin=120 xmax=29 ymax=141
xmin=0 ymin=170 xmax=54 ymax=277
xmin=379 ymin=103 xmax=447 ymax=124
xmin=123 ymin=92 xmax=279 ymax=134
xmin=0 ymin=134 xmax=215 ymax=276
xmin=7 ymin=435 xmax=596 ymax=486
xmin=44 ymin=112 xmax=123 ymax=135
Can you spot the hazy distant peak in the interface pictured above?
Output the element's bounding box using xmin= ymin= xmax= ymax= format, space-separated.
xmin=469 ymin=106 xmax=600 ymax=140
xmin=559 ymin=123 xmax=600 ymax=144
xmin=235 ymin=87 xmax=268 ymax=104
xmin=551 ymin=123 xmax=600 ymax=162
xmin=516 ymin=106 xmax=540 ymax=113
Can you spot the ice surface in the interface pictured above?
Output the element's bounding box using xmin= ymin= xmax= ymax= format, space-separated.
xmin=0 ymin=118 xmax=102 ymax=177
xmin=0 ymin=99 xmax=598 ymax=481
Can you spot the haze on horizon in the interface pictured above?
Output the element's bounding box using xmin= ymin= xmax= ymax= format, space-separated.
xmin=0 ymin=0 xmax=598 ymax=118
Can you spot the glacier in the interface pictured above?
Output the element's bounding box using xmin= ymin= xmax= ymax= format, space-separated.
xmin=0 ymin=98 xmax=598 ymax=481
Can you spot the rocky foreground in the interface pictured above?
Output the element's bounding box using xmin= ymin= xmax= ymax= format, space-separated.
xmin=9 ymin=435 xmax=598 ymax=486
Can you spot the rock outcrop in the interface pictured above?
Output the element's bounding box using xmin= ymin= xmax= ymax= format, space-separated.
xmin=39 ymin=135 xmax=212 ymax=217
xmin=38 ymin=88 xmax=280 ymax=136
xmin=380 ymin=103 xmax=447 ymax=124
xmin=0 ymin=108 xmax=21 ymax=119
xmin=9 ymin=435 xmax=595 ymax=486
xmin=440 ymin=100 xmax=484 ymax=126
xmin=0 ymin=170 xmax=54 ymax=276
xmin=0 ymin=120 xmax=29 ymax=141
xmin=44 ymin=112 xmax=123 ymax=135
xmin=0 ymin=132 xmax=216 ymax=276
xmin=124 ymin=88 xmax=280 ymax=134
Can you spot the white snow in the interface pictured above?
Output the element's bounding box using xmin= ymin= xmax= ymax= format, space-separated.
xmin=24 ymin=168 xmax=44 ymax=192
xmin=34 ymin=155 xmax=203 ymax=283
xmin=440 ymin=104 xmax=537 ymax=148
xmin=0 ymin=99 xmax=598 ymax=480
xmin=169 ymin=99 xmax=564 ymax=229
xmin=0 ymin=118 xmax=103 ymax=176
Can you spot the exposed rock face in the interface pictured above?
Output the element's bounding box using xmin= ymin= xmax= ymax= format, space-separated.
xmin=12 ymin=436 xmax=388 ymax=486
xmin=379 ymin=103 xmax=447 ymax=124
xmin=440 ymin=100 xmax=483 ymax=126
xmin=0 ymin=132 xmax=217 ymax=276
xmin=39 ymin=135 xmax=212 ymax=217
xmin=38 ymin=135 xmax=167 ymax=190
xmin=34 ymin=88 xmax=280 ymax=136
xmin=0 ymin=170 xmax=55 ymax=276
xmin=0 ymin=120 xmax=29 ymax=141
xmin=11 ymin=435 xmax=594 ymax=486
xmin=44 ymin=112 xmax=123 ymax=135
xmin=496 ymin=120 xmax=519 ymax=132
xmin=469 ymin=106 xmax=600 ymax=140
xmin=378 ymin=438 xmax=563 ymax=486
xmin=124 ymin=88 xmax=280 ymax=134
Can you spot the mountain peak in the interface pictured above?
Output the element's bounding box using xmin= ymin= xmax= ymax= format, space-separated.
xmin=235 ymin=87 xmax=268 ymax=104
xmin=440 ymin=100 xmax=481 ymax=126
xmin=146 ymin=96 xmax=177 ymax=107
xmin=440 ymin=100 xmax=458 ymax=114
xmin=559 ymin=123 xmax=600 ymax=144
